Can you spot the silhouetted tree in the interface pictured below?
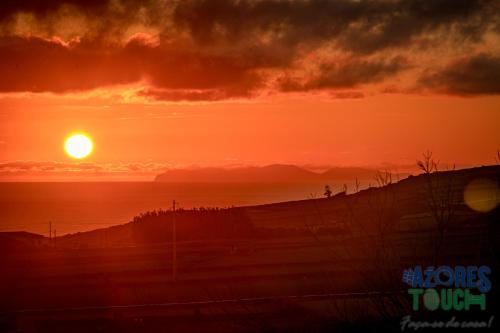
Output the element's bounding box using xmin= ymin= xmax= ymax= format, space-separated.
xmin=354 ymin=178 xmax=361 ymax=193
xmin=374 ymin=169 xmax=393 ymax=187
xmin=417 ymin=150 xmax=457 ymax=265
xmin=324 ymin=185 xmax=332 ymax=198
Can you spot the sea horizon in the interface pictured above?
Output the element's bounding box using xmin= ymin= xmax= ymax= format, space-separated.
xmin=0 ymin=181 xmax=363 ymax=235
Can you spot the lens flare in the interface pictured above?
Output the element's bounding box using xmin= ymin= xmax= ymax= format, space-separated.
xmin=463 ymin=178 xmax=499 ymax=213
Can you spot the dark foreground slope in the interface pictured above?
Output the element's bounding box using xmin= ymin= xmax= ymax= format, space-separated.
xmin=0 ymin=166 xmax=499 ymax=332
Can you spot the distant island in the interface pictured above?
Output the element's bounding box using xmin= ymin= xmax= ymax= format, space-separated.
xmin=155 ymin=164 xmax=405 ymax=183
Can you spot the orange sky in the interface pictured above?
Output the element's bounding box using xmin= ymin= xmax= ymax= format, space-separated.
xmin=0 ymin=0 xmax=499 ymax=180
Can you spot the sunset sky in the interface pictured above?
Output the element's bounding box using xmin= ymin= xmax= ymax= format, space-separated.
xmin=0 ymin=0 xmax=499 ymax=180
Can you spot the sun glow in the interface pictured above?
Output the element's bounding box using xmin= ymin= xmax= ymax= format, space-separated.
xmin=65 ymin=133 xmax=93 ymax=159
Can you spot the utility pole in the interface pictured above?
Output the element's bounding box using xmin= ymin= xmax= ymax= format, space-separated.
xmin=49 ymin=221 xmax=52 ymax=242
xmin=172 ymin=200 xmax=177 ymax=282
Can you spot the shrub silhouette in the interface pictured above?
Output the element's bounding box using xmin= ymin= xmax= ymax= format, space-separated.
xmin=130 ymin=207 xmax=255 ymax=244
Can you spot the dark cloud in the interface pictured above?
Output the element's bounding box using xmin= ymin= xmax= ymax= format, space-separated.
xmin=173 ymin=0 xmax=498 ymax=53
xmin=337 ymin=0 xmax=496 ymax=54
xmin=418 ymin=53 xmax=500 ymax=96
xmin=0 ymin=0 xmax=498 ymax=99
xmin=279 ymin=56 xmax=408 ymax=91
xmin=0 ymin=36 xmax=140 ymax=92
xmin=0 ymin=0 xmax=106 ymax=19
xmin=0 ymin=35 xmax=262 ymax=93
xmin=0 ymin=0 xmax=160 ymax=21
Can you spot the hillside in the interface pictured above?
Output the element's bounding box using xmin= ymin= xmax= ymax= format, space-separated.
xmin=0 ymin=231 xmax=47 ymax=251
xmin=1 ymin=165 xmax=498 ymax=332
xmin=15 ymin=164 xmax=497 ymax=248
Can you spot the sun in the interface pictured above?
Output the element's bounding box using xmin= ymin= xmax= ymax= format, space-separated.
xmin=65 ymin=133 xmax=93 ymax=159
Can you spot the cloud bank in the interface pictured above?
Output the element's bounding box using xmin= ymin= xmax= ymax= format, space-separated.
xmin=0 ymin=0 xmax=498 ymax=101
xmin=0 ymin=161 xmax=172 ymax=181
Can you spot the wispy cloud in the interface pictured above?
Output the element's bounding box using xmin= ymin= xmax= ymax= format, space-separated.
xmin=0 ymin=161 xmax=173 ymax=181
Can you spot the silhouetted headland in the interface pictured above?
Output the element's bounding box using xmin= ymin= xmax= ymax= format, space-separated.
xmin=154 ymin=164 xmax=396 ymax=183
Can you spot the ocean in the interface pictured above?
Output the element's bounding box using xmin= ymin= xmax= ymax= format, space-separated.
xmin=0 ymin=182 xmax=344 ymax=235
